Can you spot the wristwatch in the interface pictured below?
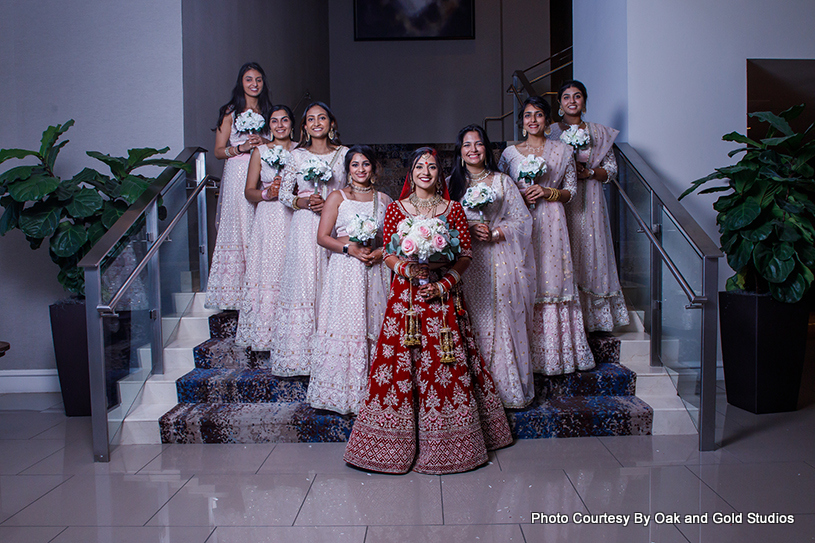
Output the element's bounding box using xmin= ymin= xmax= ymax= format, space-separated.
xmin=343 ymin=244 xmax=350 ymax=256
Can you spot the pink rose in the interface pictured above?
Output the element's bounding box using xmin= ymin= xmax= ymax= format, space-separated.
xmin=417 ymin=225 xmax=432 ymax=239
xmin=432 ymin=234 xmax=447 ymax=251
xmin=401 ymin=237 xmax=417 ymax=256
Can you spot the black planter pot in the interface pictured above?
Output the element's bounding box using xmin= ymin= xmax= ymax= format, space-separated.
xmin=719 ymin=290 xmax=808 ymax=414
xmin=49 ymin=299 xmax=91 ymax=417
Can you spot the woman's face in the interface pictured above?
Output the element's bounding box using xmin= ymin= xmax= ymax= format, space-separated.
xmin=522 ymin=104 xmax=548 ymax=136
xmin=560 ymin=86 xmax=586 ymax=118
xmin=242 ymin=69 xmax=263 ymax=98
xmin=412 ymin=153 xmax=439 ymax=193
xmin=269 ymin=110 xmax=292 ymax=140
xmin=348 ymin=153 xmax=373 ymax=185
xmin=305 ymin=106 xmax=331 ymax=139
xmin=461 ymin=131 xmax=486 ymax=168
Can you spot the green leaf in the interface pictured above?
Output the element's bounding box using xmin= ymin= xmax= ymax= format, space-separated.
xmin=0 ymin=165 xmax=36 ymax=188
xmin=698 ymin=185 xmax=731 ymax=195
xmin=749 ymin=111 xmax=794 ymax=137
xmin=723 ymin=198 xmax=761 ymax=230
xmin=727 ymin=147 xmax=749 ymax=158
xmin=38 ymin=120 xmax=74 ymax=159
xmin=19 ymin=202 xmax=61 ymax=238
xmin=65 ymin=188 xmax=103 ymax=218
xmin=753 ymin=242 xmax=794 ymax=283
xmin=26 ymin=235 xmax=44 ymax=249
xmin=778 ymin=104 xmax=805 ymax=123
xmin=741 ymin=222 xmax=772 ymax=242
xmin=0 ymin=197 xmax=22 ymax=235
xmin=44 ymin=139 xmax=70 ymax=171
xmin=778 ymin=222 xmax=802 ymax=242
xmin=86 ymin=220 xmax=106 ymax=246
xmin=57 ymin=265 xmax=84 ymax=296
xmin=101 ymin=200 xmax=127 ymax=229
xmin=797 ymin=244 xmax=815 ymax=267
xmin=727 ymin=238 xmax=754 ymax=271
xmin=713 ymin=193 xmax=742 ymax=213
xmin=774 ymin=242 xmax=795 ymax=261
xmin=725 ymin=272 xmax=746 ymax=291
xmin=0 ymin=148 xmax=40 ymax=166
xmin=769 ymin=269 xmax=808 ymax=303
xmin=7 ymin=172 xmax=60 ymax=202
xmin=50 ymin=222 xmax=88 ymax=258
xmin=86 ymin=151 xmax=127 ymax=179
xmin=117 ymin=175 xmax=150 ymax=204
xmin=125 ymin=147 xmax=169 ymax=170
xmin=761 ymin=134 xmax=802 ymax=147
xmin=722 ymin=131 xmax=763 ymax=147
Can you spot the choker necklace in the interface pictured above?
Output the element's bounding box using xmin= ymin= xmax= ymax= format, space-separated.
xmin=351 ymin=183 xmax=373 ymax=193
xmin=468 ymin=169 xmax=490 ymax=183
xmin=524 ymin=140 xmax=546 ymax=152
xmin=409 ymin=192 xmax=443 ymax=211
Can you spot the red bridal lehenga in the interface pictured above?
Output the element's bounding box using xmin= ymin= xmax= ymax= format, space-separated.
xmin=343 ymin=200 xmax=513 ymax=475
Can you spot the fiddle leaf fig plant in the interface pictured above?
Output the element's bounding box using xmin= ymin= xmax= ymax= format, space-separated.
xmin=680 ymin=104 xmax=815 ymax=303
xmin=0 ymin=120 xmax=191 ymax=296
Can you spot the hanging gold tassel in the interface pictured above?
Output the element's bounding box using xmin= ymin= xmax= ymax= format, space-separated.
xmin=439 ymin=293 xmax=456 ymax=364
xmin=402 ymin=281 xmax=421 ymax=347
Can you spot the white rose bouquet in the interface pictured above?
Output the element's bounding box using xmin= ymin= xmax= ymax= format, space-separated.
xmin=559 ymin=125 xmax=591 ymax=151
xmin=462 ymin=182 xmax=497 ymax=223
xmin=347 ymin=213 xmax=378 ymax=246
xmin=387 ymin=216 xmax=461 ymax=264
xmin=234 ymin=110 xmax=266 ymax=134
xmin=517 ymin=154 xmax=547 ymax=209
xmin=301 ymin=157 xmax=332 ymax=195
xmin=260 ymin=145 xmax=290 ymax=173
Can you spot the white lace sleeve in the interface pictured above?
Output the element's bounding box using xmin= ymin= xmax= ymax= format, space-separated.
xmin=600 ymin=148 xmax=617 ymax=184
xmin=279 ymin=151 xmax=300 ymax=208
xmin=562 ymin=158 xmax=577 ymax=203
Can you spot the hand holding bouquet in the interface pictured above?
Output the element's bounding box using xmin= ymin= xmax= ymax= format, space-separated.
xmin=261 ymin=145 xmax=290 ymax=174
xmin=234 ymin=110 xmax=266 ymax=134
xmin=517 ymin=154 xmax=547 ymax=209
xmin=347 ymin=213 xmax=378 ymax=247
xmin=301 ymin=157 xmax=332 ymax=196
xmin=462 ymin=182 xmax=497 ymax=223
xmin=559 ymin=125 xmax=590 ymax=151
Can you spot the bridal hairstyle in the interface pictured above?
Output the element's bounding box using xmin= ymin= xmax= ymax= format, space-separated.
xmin=518 ymin=95 xmax=552 ymax=137
xmin=272 ymin=104 xmax=296 ymax=141
xmin=214 ymin=62 xmax=273 ymax=131
xmin=399 ymin=147 xmax=448 ymax=199
xmin=448 ymin=124 xmax=500 ymax=202
xmin=557 ymin=80 xmax=588 ymax=104
xmin=296 ymin=101 xmax=342 ymax=149
xmin=344 ymin=144 xmax=379 ymax=179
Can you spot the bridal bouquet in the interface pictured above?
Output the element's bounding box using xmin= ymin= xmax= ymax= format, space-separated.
xmin=388 ymin=216 xmax=460 ymax=262
xmin=261 ymin=145 xmax=290 ymax=173
xmin=347 ymin=214 xmax=378 ymax=246
xmin=517 ymin=155 xmax=547 ymax=209
xmin=301 ymin=157 xmax=332 ymax=194
xmin=234 ymin=110 xmax=266 ymax=133
xmin=462 ymin=182 xmax=497 ymax=223
xmin=559 ymin=125 xmax=590 ymax=150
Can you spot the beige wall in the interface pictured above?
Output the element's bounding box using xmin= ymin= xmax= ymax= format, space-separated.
xmin=328 ymin=0 xmax=550 ymax=145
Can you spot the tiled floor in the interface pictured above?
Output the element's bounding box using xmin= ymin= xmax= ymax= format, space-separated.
xmin=0 ymin=387 xmax=813 ymax=543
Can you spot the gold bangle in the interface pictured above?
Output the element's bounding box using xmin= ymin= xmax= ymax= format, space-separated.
xmin=292 ymin=197 xmax=300 ymax=211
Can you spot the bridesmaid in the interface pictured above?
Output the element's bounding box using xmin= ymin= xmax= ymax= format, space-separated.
xmin=447 ymin=124 xmax=536 ymax=408
xmin=235 ymin=105 xmax=296 ymax=350
xmin=498 ymin=96 xmax=595 ymax=375
xmin=306 ymin=145 xmax=392 ymax=414
xmin=205 ymin=62 xmax=272 ymax=310
xmin=548 ymin=80 xmax=629 ymax=332
xmin=267 ymin=102 xmax=348 ymax=376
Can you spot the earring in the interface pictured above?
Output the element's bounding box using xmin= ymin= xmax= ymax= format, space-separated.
xmin=558 ymin=107 xmax=564 ymax=117
xmin=328 ymin=127 xmax=336 ymax=140
xmin=583 ymin=107 xmax=587 ymax=115
xmin=410 ymin=179 xmax=415 ymax=193
xmin=461 ymin=156 xmax=465 ymax=167
xmin=522 ymin=128 xmax=527 ymax=138
xmin=436 ymin=178 xmax=442 ymax=193
xmin=544 ymin=125 xmax=552 ymax=136
xmin=306 ymin=132 xmax=311 ymax=143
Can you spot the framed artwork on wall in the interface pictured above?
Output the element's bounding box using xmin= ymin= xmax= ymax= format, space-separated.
xmin=354 ymin=0 xmax=475 ymax=41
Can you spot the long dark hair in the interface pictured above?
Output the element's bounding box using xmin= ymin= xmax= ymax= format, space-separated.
xmin=557 ymin=80 xmax=588 ymax=104
xmin=213 ymin=62 xmax=273 ymax=131
xmin=344 ymin=144 xmax=379 ymax=178
xmin=518 ymin=95 xmax=552 ymax=137
xmin=448 ymin=124 xmax=499 ymax=202
xmin=296 ymin=101 xmax=342 ymax=149
xmin=271 ymin=104 xmax=296 ymax=141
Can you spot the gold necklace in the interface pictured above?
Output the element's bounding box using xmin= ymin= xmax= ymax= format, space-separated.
xmin=468 ymin=169 xmax=490 ymax=183
xmin=524 ymin=140 xmax=546 ymax=152
xmin=409 ymin=192 xmax=443 ymax=213
xmin=351 ymin=183 xmax=373 ymax=193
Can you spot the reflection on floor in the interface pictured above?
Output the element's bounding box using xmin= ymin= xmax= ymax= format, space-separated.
xmin=0 ymin=369 xmax=813 ymax=543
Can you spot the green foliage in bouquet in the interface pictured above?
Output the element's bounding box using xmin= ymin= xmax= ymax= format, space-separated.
xmin=680 ymin=105 xmax=815 ymax=303
xmin=0 ymin=120 xmax=190 ymax=296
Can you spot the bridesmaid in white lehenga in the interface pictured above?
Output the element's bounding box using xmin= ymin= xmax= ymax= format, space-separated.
xmin=267 ymin=102 xmax=348 ymax=376
xmin=205 ymin=62 xmax=272 ymax=310
xmin=235 ymin=105 xmax=296 ymax=350
xmin=306 ymin=145 xmax=392 ymax=414
xmin=448 ymin=125 xmax=536 ymax=408
xmin=499 ymin=96 xmax=594 ymax=376
xmin=548 ymin=80 xmax=629 ymax=332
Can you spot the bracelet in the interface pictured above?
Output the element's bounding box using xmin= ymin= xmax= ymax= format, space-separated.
xmin=491 ymin=229 xmax=500 ymax=242
xmin=292 ymin=197 xmax=301 ymax=211
xmin=437 ymin=281 xmax=447 ymax=295
xmin=446 ymin=269 xmax=461 ymax=284
xmin=236 ymin=143 xmax=244 ymax=154
xmin=225 ymin=146 xmax=233 ymax=158
xmin=261 ymin=188 xmax=272 ymax=201
xmin=546 ymin=188 xmax=560 ymax=202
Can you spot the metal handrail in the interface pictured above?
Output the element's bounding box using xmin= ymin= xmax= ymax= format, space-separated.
xmin=97 ymin=174 xmax=218 ymax=315
xmin=520 ymin=45 xmax=573 ymax=74
xmin=79 ymin=147 xmax=206 ymax=269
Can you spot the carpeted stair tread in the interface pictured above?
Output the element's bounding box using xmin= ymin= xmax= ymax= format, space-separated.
xmin=533 ymin=363 xmax=635 ymax=400
xmin=507 ymin=395 xmax=653 ymax=439
xmin=177 ymin=368 xmax=308 ymax=403
xmin=159 ymin=402 xmax=354 ymax=444
xmin=193 ymin=337 xmax=270 ymax=369
xmin=587 ymin=334 xmax=621 ymax=365
xmin=208 ymin=311 xmax=238 ymax=340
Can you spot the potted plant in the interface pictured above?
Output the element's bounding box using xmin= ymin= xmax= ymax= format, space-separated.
xmin=680 ymin=105 xmax=815 ymax=413
xmin=0 ymin=120 xmax=189 ymax=415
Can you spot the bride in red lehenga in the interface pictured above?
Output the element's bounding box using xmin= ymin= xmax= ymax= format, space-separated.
xmin=343 ymin=147 xmax=513 ymax=475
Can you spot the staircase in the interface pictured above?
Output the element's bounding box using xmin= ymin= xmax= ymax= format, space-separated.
xmin=158 ymin=310 xmax=653 ymax=444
